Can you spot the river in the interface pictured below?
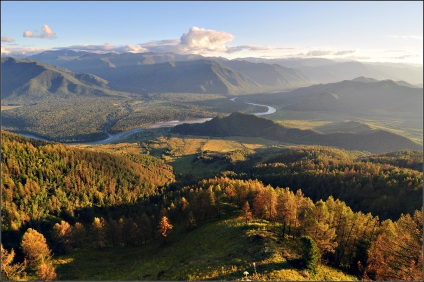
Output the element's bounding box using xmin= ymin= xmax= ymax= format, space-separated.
xmin=18 ymin=98 xmax=277 ymax=145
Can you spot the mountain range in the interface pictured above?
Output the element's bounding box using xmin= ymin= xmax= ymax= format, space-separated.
xmin=171 ymin=112 xmax=422 ymax=153
xmin=240 ymin=57 xmax=423 ymax=85
xmin=28 ymin=50 xmax=311 ymax=94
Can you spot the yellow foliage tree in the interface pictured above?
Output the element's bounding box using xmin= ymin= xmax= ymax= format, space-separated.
xmin=1 ymin=244 xmax=27 ymax=281
xmin=21 ymin=228 xmax=52 ymax=267
xmin=159 ymin=216 xmax=173 ymax=244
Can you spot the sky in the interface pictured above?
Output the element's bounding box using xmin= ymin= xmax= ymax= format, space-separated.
xmin=1 ymin=1 xmax=423 ymax=64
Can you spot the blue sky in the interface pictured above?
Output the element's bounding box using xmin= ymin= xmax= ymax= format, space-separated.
xmin=1 ymin=1 xmax=422 ymax=64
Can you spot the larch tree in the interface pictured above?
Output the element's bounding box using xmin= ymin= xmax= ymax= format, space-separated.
xmin=366 ymin=210 xmax=422 ymax=280
xmin=91 ymin=217 xmax=107 ymax=248
xmin=158 ymin=216 xmax=173 ymax=244
xmin=52 ymin=220 xmax=73 ymax=254
xmin=71 ymin=222 xmax=86 ymax=248
xmin=36 ymin=263 xmax=57 ymax=281
xmin=1 ymin=244 xmax=27 ymax=281
xmin=21 ymin=228 xmax=52 ymax=267
xmin=242 ymin=201 xmax=253 ymax=225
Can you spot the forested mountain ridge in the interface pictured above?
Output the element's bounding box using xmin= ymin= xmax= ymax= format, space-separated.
xmin=1 ymin=131 xmax=175 ymax=231
xmin=171 ymin=112 xmax=422 ymax=153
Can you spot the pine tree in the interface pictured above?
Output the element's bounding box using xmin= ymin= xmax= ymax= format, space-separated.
xmin=300 ymin=236 xmax=320 ymax=274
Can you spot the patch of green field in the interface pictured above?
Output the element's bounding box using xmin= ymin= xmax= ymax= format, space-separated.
xmin=54 ymin=216 xmax=357 ymax=281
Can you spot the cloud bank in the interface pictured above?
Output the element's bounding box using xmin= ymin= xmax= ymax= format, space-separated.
xmin=1 ymin=36 xmax=15 ymax=43
xmin=390 ymin=35 xmax=423 ymax=40
xmin=23 ymin=25 xmax=56 ymax=39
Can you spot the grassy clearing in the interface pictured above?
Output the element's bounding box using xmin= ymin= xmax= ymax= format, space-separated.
xmin=54 ymin=216 xmax=356 ymax=281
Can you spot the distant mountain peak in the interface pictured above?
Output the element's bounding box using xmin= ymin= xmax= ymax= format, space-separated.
xmin=351 ymin=76 xmax=379 ymax=83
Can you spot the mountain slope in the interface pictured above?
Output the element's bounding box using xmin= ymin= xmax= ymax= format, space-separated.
xmin=104 ymin=59 xmax=262 ymax=95
xmin=286 ymin=79 xmax=423 ymax=116
xmin=249 ymin=78 xmax=423 ymax=118
xmin=218 ymin=59 xmax=310 ymax=90
xmin=171 ymin=112 xmax=422 ymax=153
xmin=1 ymin=57 xmax=124 ymax=103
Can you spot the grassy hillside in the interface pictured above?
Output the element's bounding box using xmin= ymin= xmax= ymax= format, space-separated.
xmin=55 ymin=216 xmax=356 ymax=281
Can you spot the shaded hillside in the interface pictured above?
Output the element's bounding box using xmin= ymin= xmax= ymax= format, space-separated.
xmin=286 ymin=79 xmax=423 ymax=116
xmin=171 ymin=112 xmax=422 ymax=153
xmin=99 ymin=59 xmax=262 ymax=95
xmin=1 ymin=57 xmax=126 ymax=104
xmin=244 ymin=78 xmax=423 ymax=118
xmin=218 ymin=59 xmax=310 ymax=89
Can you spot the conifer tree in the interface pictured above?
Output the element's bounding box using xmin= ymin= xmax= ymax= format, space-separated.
xmin=21 ymin=228 xmax=52 ymax=267
xmin=159 ymin=216 xmax=173 ymax=244
xmin=242 ymin=201 xmax=253 ymax=224
xmin=1 ymin=244 xmax=27 ymax=281
xmin=300 ymin=236 xmax=320 ymax=274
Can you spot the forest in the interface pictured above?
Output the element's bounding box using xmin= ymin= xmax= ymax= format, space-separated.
xmin=1 ymin=131 xmax=422 ymax=281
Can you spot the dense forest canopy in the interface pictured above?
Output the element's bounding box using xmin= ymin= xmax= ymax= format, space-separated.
xmin=1 ymin=131 xmax=422 ymax=280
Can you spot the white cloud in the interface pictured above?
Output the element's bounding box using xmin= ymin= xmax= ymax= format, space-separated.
xmin=1 ymin=46 xmax=48 ymax=56
xmin=23 ymin=24 xmax=56 ymax=39
xmin=333 ymin=50 xmax=355 ymax=56
xmin=390 ymin=35 xmax=423 ymax=40
xmin=1 ymin=46 xmax=10 ymax=55
xmin=1 ymin=36 xmax=15 ymax=43
xmin=180 ymin=26 xmax=235 ymax=51
xmin=226 ymin=45 xmax=275 ymax=53
xmin=305 ymin=50 xmax=333 ymax=56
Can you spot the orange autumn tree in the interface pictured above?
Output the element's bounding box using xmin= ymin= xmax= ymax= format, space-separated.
xmin=365 ymin=210 xmax=422 ymax=281
xmin=242 ymin=201 xmax=253 ymax=224
xmin=159 ymin=216 xmax=173 ymax=244
xmin=21 ymin=228 xmax=57 ymax=281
